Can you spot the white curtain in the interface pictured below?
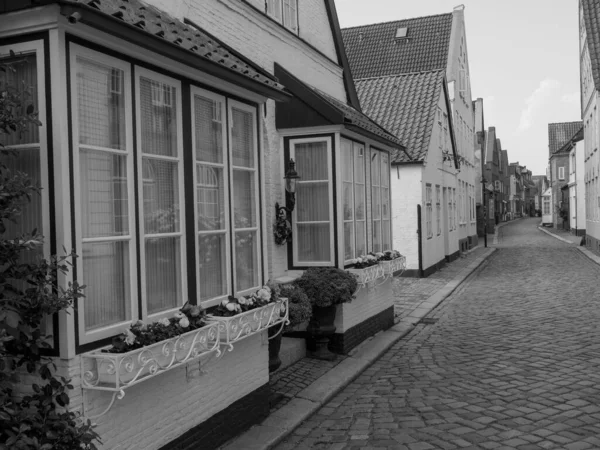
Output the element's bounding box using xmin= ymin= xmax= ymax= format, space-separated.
xmin=355 ymin=144 xmax=366 ymax=256
xmin=371 ymin=151 xmax=382 ymax=252
xmin=341 ymin=139 xmax=354 ymax=261
xmin=77 ymin=57 xmax=131 ymax=330
xmin=195 ymin=95 xmax=228 ymax=301
xmin=231 ymin=107 xmax=258 ymax=291
xmin=139 ymin=77 xmax=181 ymax=314
xmin=381 ymin=152 xmax=391 ymax=250
xmin=295 ymin=141 xmax=331 ymax=263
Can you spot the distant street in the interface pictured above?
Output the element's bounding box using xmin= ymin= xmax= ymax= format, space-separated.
xmin=275 ymin=218 xmax=600 ymax=450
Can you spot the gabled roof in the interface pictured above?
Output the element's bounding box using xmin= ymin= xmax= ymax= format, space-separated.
xmin=17 ymin=0 xmax=289 ymax=100
xmin=548 ymin=121 xmax=583 ymax=155
xmin=582 ymin=0 xmax=600 ymax=90
xmin=274 ymin=64 xmax=407 ymax=152
xmin=355 ymin=70 xmax=445 ymax=163
xmin=341 ymin=13 xmax=453 ymax=79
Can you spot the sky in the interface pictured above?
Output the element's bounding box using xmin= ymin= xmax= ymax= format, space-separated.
xmin=336 ymin=0 xmax=581 ymax=176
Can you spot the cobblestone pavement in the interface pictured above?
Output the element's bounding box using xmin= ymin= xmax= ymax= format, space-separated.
xmin=274 ymin=218 xmax=600 ymax=450
xmin=392 ymin=246 xmax=489 ymax=323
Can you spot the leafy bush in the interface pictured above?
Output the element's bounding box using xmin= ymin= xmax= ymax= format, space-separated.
xmin=0 ymin=53 xmax=100 ymax=449
xmin=294 ymin=268 xmax=357 ymax=308
xmin=279 ymin=284 xmax=311 ymax=331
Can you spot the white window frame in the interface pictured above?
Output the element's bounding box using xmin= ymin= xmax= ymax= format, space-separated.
xmin=341 ymin=138 xmax=367 ymax=264
xmin=70 ymin=44 xmax=138 ymax=345
xmin=425 ymin=184 xmax=433 ymax=239
xmin=228 ymin=99 xmax=263 ymax=297
xmin=291 ymin=136 xmax=334 ymax=267
xmin=134 ymin=66 xmax=187 ymax=321
xmin=1 ymin=41 xmax=52 ymax=338
xmin=266 ymin=0 xmax=298 ymax=33
xmin=191 ymin=87 xmax=232 ymax=309
xmin=559 ymin=166 xmax=565 ymax=180
xmin=0 ymin=40 xmax=50 ymax=257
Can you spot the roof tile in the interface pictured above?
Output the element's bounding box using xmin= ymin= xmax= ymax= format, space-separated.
xmin=342 ymin=13 xmax=453 ymax=79
xmin=355 ymin=71 xmax=445 ymax=163
xmin=582 ymin=0 xmax=600 ymax=89
xmin=548 ymin=121 xmax=583 ymax=155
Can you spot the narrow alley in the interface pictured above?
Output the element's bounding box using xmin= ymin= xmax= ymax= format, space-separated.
xmin=275 ymin=218 xmax=600 ymax=450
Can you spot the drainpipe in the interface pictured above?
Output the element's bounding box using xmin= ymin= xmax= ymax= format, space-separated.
xmin=417 ymin=204 xmax=424 ymax=277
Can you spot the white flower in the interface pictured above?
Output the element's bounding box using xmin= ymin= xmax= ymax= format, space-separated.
xmin=238 ymin=296 xmax=248 ymax=305
xmin=124 ymin=329 xmax=136 ymax=346
xmin=376 ymin=252 xmax=384 ymax=258
xmin=158 ymin=318 xmax=170 ymax=326
xmin=257 ymin=289 xmax=271 ymax=301
xmin=221 ymin=298 xmax=229 ymax=306
xmin=174 ymin=312 xmax=184 ymax=319
xmin=179 ymin=317 xmax=190 ymax=328
xmin=226 ymin=302 xmax=236 ymax=312
xmin=235 ymin=304 xmax=242 ymax=312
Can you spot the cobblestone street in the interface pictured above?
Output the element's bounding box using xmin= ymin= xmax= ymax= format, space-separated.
xmin=274 ymin=218 xmax=600 ymax=450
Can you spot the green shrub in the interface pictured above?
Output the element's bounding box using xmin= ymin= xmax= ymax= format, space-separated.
xmin=279 ymin=284 xmax=311 ymax=331
xmin=294 ymin=268 xmax=357 ymax=308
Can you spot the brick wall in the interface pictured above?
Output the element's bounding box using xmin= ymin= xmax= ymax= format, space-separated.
xmin=334 ymin=278 xmax=393 ymax=333
xmin=53 ymin=334 xmax=268 ymax=450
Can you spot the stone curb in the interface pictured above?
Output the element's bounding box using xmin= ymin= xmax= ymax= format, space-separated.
xmin=537 ymin=226 xmax=575 ymax=244
xmin=221 ymin=246 xmax=496 ymax=450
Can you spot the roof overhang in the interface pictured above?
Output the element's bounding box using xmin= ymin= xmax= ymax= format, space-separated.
xmin=54 ymin=1 xmax=291 ymax=102
xmin=274 ymin=63 xmax=407 ymax=152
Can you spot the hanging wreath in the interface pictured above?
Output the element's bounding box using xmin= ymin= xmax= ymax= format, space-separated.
xmin=273 ymin=209 xmax=292 ymax=246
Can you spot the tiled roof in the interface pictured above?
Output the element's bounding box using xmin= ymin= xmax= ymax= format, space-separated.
xmin=341 ymin=13 xmax=453 ymax=79
xmin=314 ymin=88 xmax=407 ymax=151
xmin=355 ymin=70 xmax=445 ymax=163
xmin=59 ymin=0 xmax=285 ymax=92
xmin=548 ymin=121 xmax=583 ymax=155
xmin=582 ymin=0 xmax=600 ymax=89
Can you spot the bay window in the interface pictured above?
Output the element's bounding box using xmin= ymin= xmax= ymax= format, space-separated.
xmin=291 ymin=137 xmax=334 ymax=266
xmin=341 ymin=138 xmax=367 ymax=262
xmin=436 ymin=185 xmax=441 ymax=235
xmin=71 ymin=44 xmax=262 ymax=344
xmin=371 ymin=148 xmax=391 ymax=252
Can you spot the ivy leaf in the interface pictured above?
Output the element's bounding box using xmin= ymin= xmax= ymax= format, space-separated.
xmin=26 ymin=104 xmax=34 ymax=115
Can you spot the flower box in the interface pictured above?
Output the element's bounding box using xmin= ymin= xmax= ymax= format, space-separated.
xmin=347 ymin=264 xmax=385 ymax=285
xmin=81 ymin=322 xmax=221 ymax=392
xmin=206 ymin=298 xmax=288 ymax=347
xmin=380 ymin=256 xmax=406 ymax=275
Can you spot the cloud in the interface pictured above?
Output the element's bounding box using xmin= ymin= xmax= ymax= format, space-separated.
xmin=518 ymin=79 xmax=561 ymax=132
xmin=561 ymin=92 xmax=580 ymax=105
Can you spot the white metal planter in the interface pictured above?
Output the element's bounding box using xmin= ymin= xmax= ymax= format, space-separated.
xmin=347 ymin=264 xmax=385 ymax=288
xmin=206 ymin=298 xmax=288 ymax=350
xmin=380 ymin=256 xmax=406 ymax=275
xmin=81 ymin=321 xmax=221 ymax=394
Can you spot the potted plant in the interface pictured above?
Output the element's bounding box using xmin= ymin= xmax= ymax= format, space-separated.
xmin=347 ymin=254 xmax=385 ymax=284
xmin=295 ymin=268 xmax=357 ymax=360
xmin=268 ymin=283 xmax=311 ymax=372
xmin=206 ymin=284 xmax=288 ymax=349
xmin=82 ymin=302 xmax=221 ymax=389
xmin=379 ymin=250 xmax=406 ymax=275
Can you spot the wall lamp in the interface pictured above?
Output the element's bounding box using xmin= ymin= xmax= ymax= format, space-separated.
xmin=275 ymin=158 xmax=300 ymax=217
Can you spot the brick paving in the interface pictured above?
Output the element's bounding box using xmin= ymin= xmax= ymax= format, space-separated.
xmin=274 ymin=218 xmax=600 ymax=450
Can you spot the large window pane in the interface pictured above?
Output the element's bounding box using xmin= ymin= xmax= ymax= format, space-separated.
xmin=198 ymin=233 xmax=227 ymax=301
xmin=235 ymin=230 xmax=258 ymax=291
xmin=231 ymin=108 xmax=254 ymax=168
xmin=344 ymin=222 xmax=354 ymax=261
xmin=356 ymin=221 xmax=366 ymax=256
xmin=77 ymin=57 xmax=125 ymax=150
xmin=142 ymin=158 xmax=179 ymax=234
xmin=140 ymin=77 xmax=177 ymax=157
xmin=233 ymin=170 xmax=257 ymax=228
xmin=197 ymin=165 xmax=225 ymax=231
xmin=194 ymin=95 xmax=223 ymax=164
xmin=297 ymin=223 xmax=330 ymax=262
xmin=79 ymin=150 xmax=128 ymax=238
xmin=146 ymin=237 xmax=181 ymax=314
xmin=82 ymin=241 xmax=131 ymax=330
xmin=1 ymin=54 xmax=38 ymax=146
xmin=297 ymin=182 xmax=329 ymax=222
